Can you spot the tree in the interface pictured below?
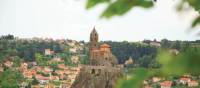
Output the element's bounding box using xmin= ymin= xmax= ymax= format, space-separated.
xmin=161 ymin=39 xmax=171 ymax=49
xmin=0 ymin=34 xmax=14 ymax=40
xmin=181 ymin=41 xmax=190 ymax=51
xmin=0 ymin=69 xmax=23 ymax=88
xmin=35 ymin=53 xmax=43 ymax=64
xmin=13 ymin=56 xmax=21 ymax=67
xmin=80 ymin=55 xmax=89 ymax=65
xmin=81 ymin=47 xmax=89 ymax=65
xmin=31 ymin=76 xmax=39 ymax=85
xmin=171 ymin=41 xmax=181 ymax=50
xmin=35 ymin=53 xmax=47 ymax=66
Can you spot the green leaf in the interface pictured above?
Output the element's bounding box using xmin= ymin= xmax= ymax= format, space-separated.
xmin=192 ymin=16 xmax=200 ymax=27
xmin=86 ymin=0 xmax=110 ymax=9
xmin=116 ymin=68 xmax=150 ymax=88
xmin=187 ymin=0 xmax=200 ymax=13
xmin=101 ymin=0 xmax=153 ymax=18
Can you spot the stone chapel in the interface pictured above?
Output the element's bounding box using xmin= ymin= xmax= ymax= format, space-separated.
xmin=89 ymin=27 xmax=118 ymax=66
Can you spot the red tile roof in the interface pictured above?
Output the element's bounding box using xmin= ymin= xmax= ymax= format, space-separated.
xmin=160 ymin=81 xmax=172 ymax=87
xmin=100 ymin=43 xmax=110 ymax=48
xmin=180 ymin=77 xmax=191 ymax=81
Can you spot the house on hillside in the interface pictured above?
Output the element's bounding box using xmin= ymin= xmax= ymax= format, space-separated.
xmin=160 ymin=81 xmax=172 ymax=88
xmin=45 ymin=49 xmax=54 ymax=55
xmin=152 ymin=77 xmax=161 ymax=83
xmin=0 ymin=67 xmax=4 ymax=72
xmin=124 ymin=57 xmax=134 ymax=66
xmin=179 ymin=77 xmax=191 ymax=85
xmin=36 ymin=74 xmax=49 ymax=85
xmin=4 ymin=61 xmax=13 ymax=67
xmin=142 ymin=39 xmax=161 ymax=47
xmin=188 ymin=80 xmax=199 ymax=87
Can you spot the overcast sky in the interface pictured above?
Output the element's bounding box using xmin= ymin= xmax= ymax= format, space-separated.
xmin=0 ymin=0 xmax=199 ymax=42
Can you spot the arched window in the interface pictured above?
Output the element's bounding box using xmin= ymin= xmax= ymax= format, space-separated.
xmin=91 ymin=69 xmax=95 ymax=74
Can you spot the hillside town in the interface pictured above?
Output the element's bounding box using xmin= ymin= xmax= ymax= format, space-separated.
xmin=0 ymin=28 xmax=200 ymax=88
xmin=143 ymin=75 xmax=200 ymax=88
xmin=0 ymin=39 xmax=84 ymax=88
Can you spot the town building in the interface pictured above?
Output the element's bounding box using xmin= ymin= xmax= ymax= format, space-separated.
xmin=179 ymin=77 xmax=191 ymax=85
xmin=160 ymin=81 xmax=172 ymax=88
xmin=45 ymin=49 xmax=54 ymax=55
xmin=125 ymin=56 xmax=134 ymax=65
xmin=188 ymin=80 xmax=199 ymax=87
xmin=152 ymin=77 xmax=161 ymax=83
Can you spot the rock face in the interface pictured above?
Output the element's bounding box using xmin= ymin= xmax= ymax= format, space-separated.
xmin=71 ymin=66 xmax=123 ymax=88
xmin=90 ymin=53 xmax=118 ymax=67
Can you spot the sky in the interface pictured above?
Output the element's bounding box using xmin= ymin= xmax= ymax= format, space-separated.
xmin=0 ymin=0 xmax=199 ymax=42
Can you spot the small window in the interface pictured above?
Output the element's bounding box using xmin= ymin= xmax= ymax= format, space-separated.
xmin=105 ymin=58 xmax=108 ymax=60
xmin=91 ymin=69 xmax=95 ymax=74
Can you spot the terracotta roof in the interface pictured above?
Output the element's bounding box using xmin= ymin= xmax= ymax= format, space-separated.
xmin=160 ymin=81 xmax=172 ymax=87
xmin=50 ymin=76 xmax=59 ymax=80
xmin=180 ymin=77 xmax=191 ymax=81
xmin=57 ymin=64 xmax=66 ymax=69
xmin=188 ymin=80 xmax=198 ymax=84
xmin=36 ymin=75 xmax=49 ymax=80
xmin=100 ymin=43 xmax=110 ymax=48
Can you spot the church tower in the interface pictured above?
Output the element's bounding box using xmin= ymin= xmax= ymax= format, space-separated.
xmin=90 ymin=27 xmax=98 ymax=50
xmin=89 ymin=27 xmax=98 ymax=59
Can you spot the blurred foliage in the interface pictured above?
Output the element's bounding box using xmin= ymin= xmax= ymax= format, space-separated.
xmin=192 ymin=15 xmax=200 ymax=27
xmin=86 ymin=0 xmax=110 ymax=9
xmin=116 ymin=68 xmax=162 ymax=88
xmin=177 ymin=0 xmax=200 ymax=27
xmin=86 ymin=0 xmax=153 ymax=18
xmin=116 ymin=68 xmax=150 ymax=88
xmin=116 ymin=46 xmax=200 ymax=88
xmin=86 ymin=0 xmax=200 ymax=27
xmin=157 ymin=47 xmax=200 ymax=76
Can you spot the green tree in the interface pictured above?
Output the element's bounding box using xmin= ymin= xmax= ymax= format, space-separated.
xmin=171 ymin=41 xmax=181 ymax=50
xmin=31 ymin=76 xmax=39 ymax=85
xmin=35 ymin=53 xmax=43 ymax=64
xmin=81 ymin=47 xmax=89 ymax=65
xmin=35 ymin=53 xmax=47 ymax=66
xmin=0 ymin=34 xmax=14 ymax=40
xmin=80 ymin=55 xmax=89 ymax=65
xmin=13 ymin=56 xmax=21 ymax=67
xmin=0 ymin=69 xmax=24 ymax=88
xmin=161 ymin=39 xmax=171 ymax=49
